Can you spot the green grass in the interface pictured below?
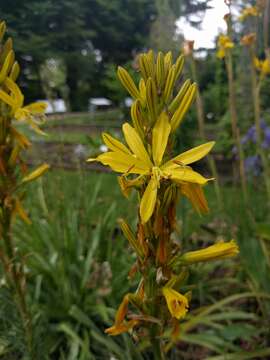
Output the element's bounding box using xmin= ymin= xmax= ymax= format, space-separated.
xmin=46 ymin=109 xmax=122 ymax=127
xmin=0 ymin=165 xmax=268 ymax=358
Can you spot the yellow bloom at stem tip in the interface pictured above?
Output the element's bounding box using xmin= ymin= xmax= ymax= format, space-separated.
xmin=254 ymin=57 xmax=270 ymax=76
xmin=217 ymin=35 xmax=234 ymax=59
xmin=239 ymin=6 xmax=259 ymax=21
xmin=87 ymin=113 xmax=214 ymax=223
xmin=162 ymin=287 xmax=189 ymax=320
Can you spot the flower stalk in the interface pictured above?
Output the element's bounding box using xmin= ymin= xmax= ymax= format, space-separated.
xmin=217 ymin=13 xmax=248 ymax=203
xmin=184 ymin=40 xmax=223 ymax=212
xmin=88 ymin=50 xmax=239 ymax=355
xmin=0 ymin=21 xmax=49 ymax=358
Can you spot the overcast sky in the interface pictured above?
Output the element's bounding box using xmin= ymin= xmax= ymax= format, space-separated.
xmin=176 ymin=0 xmax=230 ymax=49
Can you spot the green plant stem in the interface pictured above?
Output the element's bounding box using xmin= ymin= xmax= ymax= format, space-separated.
xmin=189 ymin=56 xmax=223 ymax=212
xmin=225 ymin=52 xmax=248 ymax=204
xmin=152 ymin=337 xmax=165 ymax=360
xmin=249 ymin=47 xmax=270 ymax=203
xmin=2 ymin=211 xmax=35 ymax=359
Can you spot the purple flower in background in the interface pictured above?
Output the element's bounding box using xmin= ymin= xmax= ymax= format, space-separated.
xmin=262 ymin=127 xmax=270 ymax=149
xmin=232 ymin=119 xmax=270 ymax=177
xmin=246 ymin=125 xmax=256 ymax=143
xmin=244 ymin=155 xmax=261 ymax=176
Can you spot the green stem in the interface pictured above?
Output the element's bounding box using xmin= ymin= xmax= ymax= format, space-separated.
xmin=225 ymin=52 xmax=248 ymax=204
xmin=2 ymin=211 xmax=35 ymax=359
xmin=189 ymin=56 xmax=223 ymax=212
xmin=152 ymin=337 xmax=165 ymax=360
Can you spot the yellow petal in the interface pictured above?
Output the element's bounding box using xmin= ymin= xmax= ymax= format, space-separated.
xmin=0 ymin=88 xmax=16 ymax=107
xmin=105 ymin=319 xmax=139 ymax=336
xmin=23 ymin=102 xmax=47 ymax=114
xmin=140 ymin=177 xmax=158 ymax=223
xmin=0 ymin=50 xmax=14 ymax=83
xmin=168 ymin=167 xmax=211 ymax=185
xmin=94 ymin=152 xmax=149 ymax=174
xmin=180 ymin=240 xmax=239 ymax=264
xmin=163 ymin=141 xmax=215 ymax=169
xmin=102 ymin=133 xmax=131 ymax=154
xmin=152 ymin=112 xmax=171 ymax=166
xmin=5 ymin=77 xmax=24 ymax=109
xmin=122 ymin=123 xmax=152 ymax=167
xmin=162 ymin=287 xmax=189 ymax=320
xmin=21 ymin=163 xmax=50 ymax=183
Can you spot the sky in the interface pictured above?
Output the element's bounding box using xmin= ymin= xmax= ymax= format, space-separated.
xmin=176 ymin=0 xmax=230 ymax=49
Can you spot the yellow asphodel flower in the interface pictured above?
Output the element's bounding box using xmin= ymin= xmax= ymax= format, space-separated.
xmin=0 ymin=77 xmax=47 ymax=134
xmin=178 ymin=240 xmax=239 ymax=264
xmin=217 ymin=35 xmax=234 ymax=59
xmin=239 ymin=6 xmax=259 ymax=21
xmin=88 ymin=112 xmax=214 ymax=223
xmin=254 ymin=57 xmax=270 ymax=76
xmin=162 ymin=287 xmax=189 ymax=320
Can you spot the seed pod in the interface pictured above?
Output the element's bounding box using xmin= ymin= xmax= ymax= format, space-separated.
xmin=171 ymin=83 xmax=197 ymax=132
xmin=163 ymin=65 xmax=176 ymax=104
xmin=117 ymin=66 xmax=140 ymax=100
xmin=169 ymin=79 xmax=191 ymax=114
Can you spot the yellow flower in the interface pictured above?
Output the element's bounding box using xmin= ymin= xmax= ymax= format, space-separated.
xmin=239 ymin=6 xmax=259 ymax=21
xmin=217 ymin=35 xmax=234 ymax=59
xmin=180 ymin=240 xmax=239 ymax=264
xmin=88 ymin=112 xmax=214 ymax=223
xmin=241 ymin=33 xmax=256 ymax=47
xmin=261 ymin=59 xmax=270 ymax=75
xmin=254 ymin=57 xmax=270 ymax=75
xmin=105 ymin=319 xmax=139 ymax=336
xmin=0 ymin=77 xmax=47 ymax=134
xmin=162 ymin=287 xmax=189 ymax=320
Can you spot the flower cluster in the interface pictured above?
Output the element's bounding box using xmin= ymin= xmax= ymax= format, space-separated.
xmin=0 ymin=21 xmax=49 ymax=237
xmin=89 ymin=50 xmax=239 ymax=344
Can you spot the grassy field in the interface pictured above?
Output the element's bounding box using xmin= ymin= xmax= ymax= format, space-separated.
xmin=8 ymin=167 xmax=269 ymax=358
xmin=1 ymin=111 xmax=270 ymax=359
